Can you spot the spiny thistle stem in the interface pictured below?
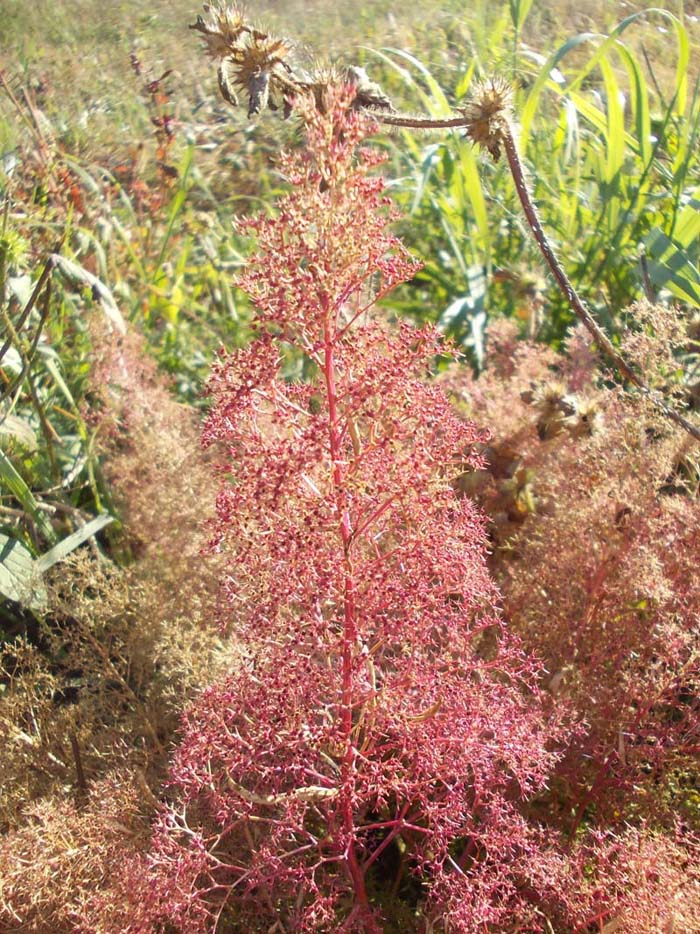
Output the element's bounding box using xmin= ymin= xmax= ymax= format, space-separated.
xmin=500 ymin=130 xmax=700 ymax=443
xmin=375 ymin=108 xmax=700 ymax=444
xmin=376 ymin=114 xmax=470 ymax=130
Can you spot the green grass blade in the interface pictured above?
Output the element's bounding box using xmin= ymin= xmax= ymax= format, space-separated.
xmin=520 ymin=33 xmax=600 ymax=152
xmin=151 ymin=145 xmax=194 ymax=281
xmin=645 ymin=228 xmax=700 ymax=306
xmin=0 ymin=448 xmax=56 ymax=544
xmin=599 ymin=56 xmax=624 ymax=185
xmin=615 ymin=42 xmax=651 ymax=166
xmin=35 ymin=513 xmax=114 ymax=573
xmin=457 ymin=143 xmax=490 ymax=257
xmin=509 ymin=0 xmax=534 ymax=31
xmin=367 ymin=47 xmax=452 ymax=117
xmin=0 ymin=532 xmax=47 ymax=610
xmin=672 ymin=192 xmax=700 ymax=247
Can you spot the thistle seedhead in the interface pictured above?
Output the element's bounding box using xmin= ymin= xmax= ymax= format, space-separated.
xmin=530 ymin=380 xmax=575 ymax=439
xmin=190 ymin=2 xmax=248 ymax=60
xmin=191 ymin=3 xmax=298 ymax=116
xmin=344 ymin=65 xmax=395 ymax=112
xmin=192 ymin=5 xmax=395 ymax=120
xmin=528 ymin=382 xmax=602 ymax=440
xmin=564 ymin=396 xmax=603 ymax=438
xmin=462 ymin=75 xmax=514 ymax=160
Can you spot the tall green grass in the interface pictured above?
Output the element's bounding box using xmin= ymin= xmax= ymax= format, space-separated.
xmin=374 ymin=5 xmax=700 ymax=354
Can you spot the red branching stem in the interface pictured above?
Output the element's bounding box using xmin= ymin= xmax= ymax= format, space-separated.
xmin=139 ymin=88 xmax=570 ymax=932
xmin=321 ymin=300 xmax=370 ymax=916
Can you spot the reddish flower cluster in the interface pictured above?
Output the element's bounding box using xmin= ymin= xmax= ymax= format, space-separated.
xmin=134 ymin=90 xmax=564 ymax=931
xmin=450 ymin=319 xmax=700 ymax=838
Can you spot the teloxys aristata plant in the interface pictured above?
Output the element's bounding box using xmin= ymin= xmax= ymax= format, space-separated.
xmin=121 ymin=19 xmax=567 ymax=931
xmin=191 ymin=1 xmax=700 ymax=446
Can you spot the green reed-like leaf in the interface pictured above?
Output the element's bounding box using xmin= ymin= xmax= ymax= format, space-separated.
xmin=367 ymin=47 xmax=452 ymax=117
xmin=644 ymin=228 xmax=700 ymax=307
xmin=0 ymin=532 xmax=47 ymax=610
xmin=35 ymin=513 xmax=113 ymax=573
xmin=0 ymin=449 xmax=56 ymax=544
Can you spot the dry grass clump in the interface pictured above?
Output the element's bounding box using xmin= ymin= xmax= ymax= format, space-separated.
xmin=0 ymin=771 xmax=151 ymax=933
xmin=0 ymin=640 xmax=66 ymax=832
xmin=87 ymin=320 xmax=227 ymax=624
xmin=0 ymin=322 xmax=237 ymax=929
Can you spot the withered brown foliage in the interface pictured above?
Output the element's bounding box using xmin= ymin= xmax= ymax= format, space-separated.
xmin=0 ymin=772 xmax=151 ymax=933
xmin=0 ymin=321 xmax=234 ymax=930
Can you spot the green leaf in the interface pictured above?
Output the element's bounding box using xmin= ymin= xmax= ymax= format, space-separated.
xmin=52 ymin=253 xmax=126 ymax=334
xmin=644 ymin=228 xmax=700 ymax=306
xmin=0 ymin=533 xmax=47 ymax=610
xmin=35 ymin=513 xmax=113 ymax=573
xmin=615 ymin=41 xmax=651 ymax=166
xmin=671 ymin=193 xmax=700 ymax=248
xmin=509 ymin=0 xmax=534 ymax=32
xmin=366 ymin=47 xmax=452 ymax=117
xmin=0 ymin=448 xmax=56 ymax=544
xmin=0 ymin=414 xmax=37 ymax=451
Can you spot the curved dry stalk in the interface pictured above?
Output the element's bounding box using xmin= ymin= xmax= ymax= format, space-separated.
xmin=374 ymin=103 xmax=700 ymax=444
xmin=498 ymin=129 xmax=700 ymax=443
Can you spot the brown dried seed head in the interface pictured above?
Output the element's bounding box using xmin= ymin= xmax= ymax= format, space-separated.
xmin=217 ymin=60 xmax=238 ymax=106
xmin=345 ymin=66 xmax=395 ymax=112
xmin=533 ymin=382 xmax=571 ymax=415
xmin=230 ymin=35 xmax=296 ymax=115
xmin=564 ymin=398 xmax=603 ymax=438
xmin=193 ymin=3 xmax=299 ymax=116
xmin=462 ymin=76 xmax=514 ymax=160
xmin=190 ymin=3 xmax=248 ymax=60
xmin=304 ymin=64 xmax=342 ymax=115
xmin=232 ymin=35 xmax=293 ymax=82
xmin=532 ymin=382 xmax=576 ymax=440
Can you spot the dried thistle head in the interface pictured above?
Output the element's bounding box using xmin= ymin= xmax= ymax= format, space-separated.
xmin=564 ymin=396 xmax=603 ymax=438
xmin=344 ymin=65 xmax=395 ymax=112
xmin=529 ymin=382 xmax=602 ymax=440
xmin=299 ymin=64 xmax=395 ymax=117
xmin=190 ymin=2 xmax=249 ymax=60
xmin=191 ymin=4 xmax=396 ymax=120
xmin=292 ymin=61 xmax=339 ymax=116
xmin=191 ymin=3 xmax=298 ymax=116
xmin=462 ymin=76 xmax=514 ymax=160
xmin=530 ymin=380 xmax=576 ymax=439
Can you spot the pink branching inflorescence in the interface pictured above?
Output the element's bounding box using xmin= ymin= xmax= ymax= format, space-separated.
xmin=135 ymin=88 xmax=565 ymax=932
xmin=447 ymin=319 xmax=700 ymax=858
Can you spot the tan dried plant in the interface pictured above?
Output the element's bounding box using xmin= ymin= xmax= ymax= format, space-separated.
xmin=0 ymin=318 xmax=238 ymax=928
xmin=0 ymin=771 xmax=152 ymax=933
xmin=191 ymin=2 xmax=299 ymax=115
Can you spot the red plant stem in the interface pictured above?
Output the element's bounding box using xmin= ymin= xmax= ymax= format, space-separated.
xmin=569 ymin=665 xmax=689 ymax=837
xmin=321 ymin=300 xmax=371 ymax=920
